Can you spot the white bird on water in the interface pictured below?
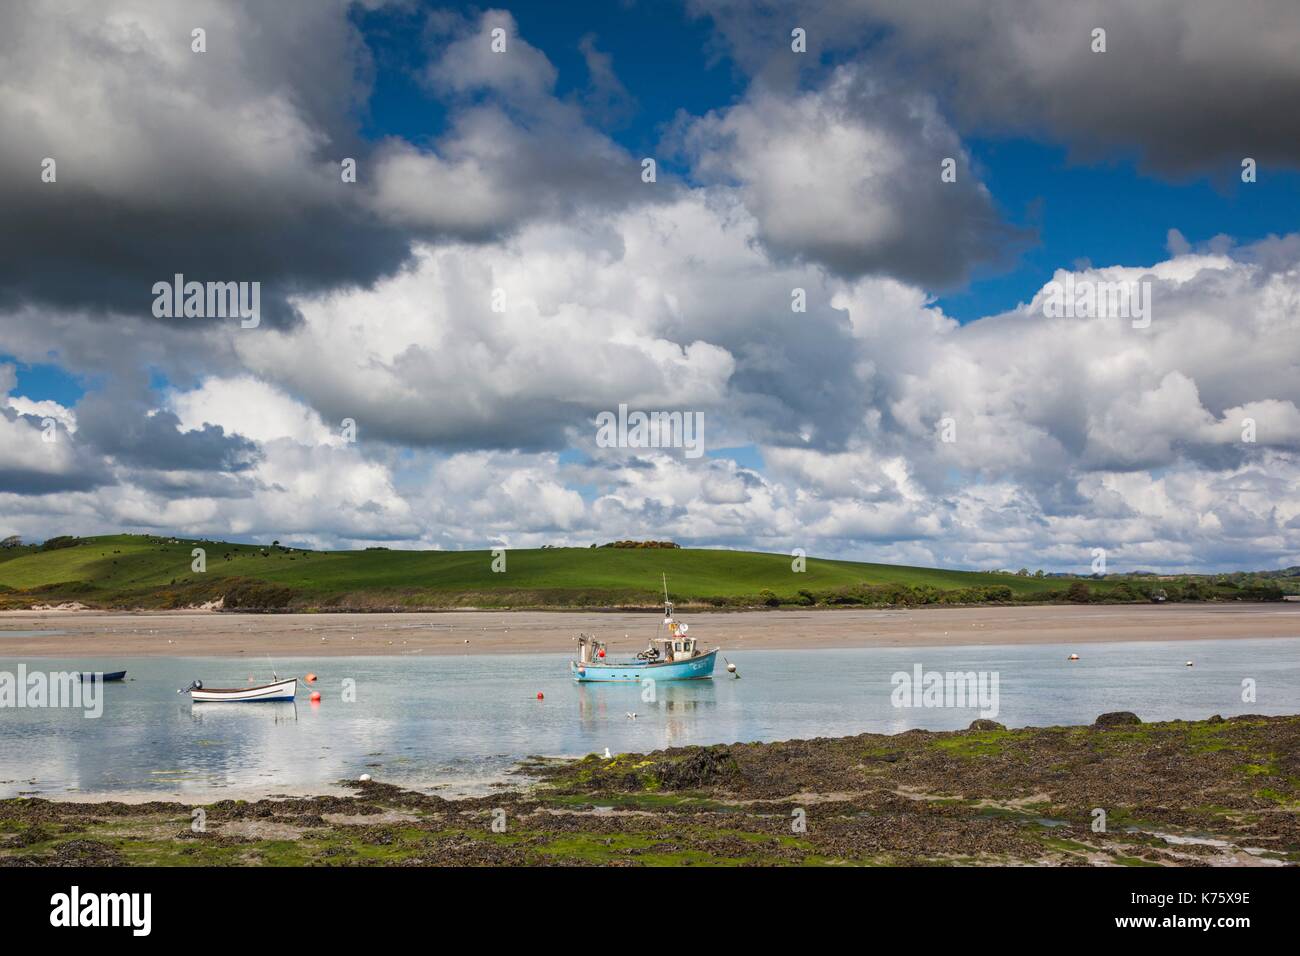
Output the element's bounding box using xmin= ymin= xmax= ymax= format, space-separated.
xmin=626 ymin=712 xmax=637 ymax=720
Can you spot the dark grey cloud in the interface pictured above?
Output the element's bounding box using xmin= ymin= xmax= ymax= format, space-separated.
xmin=74 ymin=395 xmax=258 ymax=472
xmin=0 ymin=466 xmax=103 ymax=496
xmin=689 ymin=0 xmax=1300 ymax=177
xmin=0 ymin=0 xmax=410 ymax=329
xmin=0 ymin=2 xmax=651 ymax=332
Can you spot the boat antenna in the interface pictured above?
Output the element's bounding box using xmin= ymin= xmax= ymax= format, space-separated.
xmin=266 ymin=655 xmax=279 ymax=682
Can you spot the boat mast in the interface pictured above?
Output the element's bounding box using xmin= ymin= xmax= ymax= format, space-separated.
xmin=655 ymin=572 xmax=673 ymax=645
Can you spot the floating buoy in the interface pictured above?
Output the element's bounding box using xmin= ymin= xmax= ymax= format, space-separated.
xmin=359 ymin=773 xmax=371 ymax=782
xmin=1068 ymin=654 xmax=1080 ymax=661
xmin=1185 ymin=660 xmax=1194 ymax=667
xmin=310 ymin=691 xmax=321 ymax=702
xmin=536 ymin=691 xmax=544 ymax=700
xmin=305 ymin=673 xmax=317 ymax=683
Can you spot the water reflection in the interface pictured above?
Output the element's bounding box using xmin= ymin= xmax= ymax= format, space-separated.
xmin=575 ymin=679 xmax=717 ymax=748
xmin=189 ymin=702 xmax=299 ymax=725
xmin=2 ymin=639 xmax=1298 ymax=798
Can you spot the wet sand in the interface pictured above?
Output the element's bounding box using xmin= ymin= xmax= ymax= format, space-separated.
xmin=1 ymin=602 xmax=1297 ymax=657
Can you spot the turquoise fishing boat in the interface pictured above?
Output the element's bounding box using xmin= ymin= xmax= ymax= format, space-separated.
xmin=571 ymin=579 xmax=718 ymax=683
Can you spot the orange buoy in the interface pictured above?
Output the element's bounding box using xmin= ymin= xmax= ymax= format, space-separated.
xmin=537 ymin=692 xmax=544 ymax=700
xmin=310 ymin=691 xmax=321 ymax=702
xmin=305 ymin=672 xmax=317 ymax=683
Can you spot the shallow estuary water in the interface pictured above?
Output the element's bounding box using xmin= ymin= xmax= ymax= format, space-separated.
xmin=1 ymin=637 xmax=1297 ymax=800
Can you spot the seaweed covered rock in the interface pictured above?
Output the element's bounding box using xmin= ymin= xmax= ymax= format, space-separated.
xmin=968 ymin=719 xmax=1006 ymax=731
xmin=655 ymin=746 xmax=737 ymax=790
xmin=1093 ymin=711 xmax=1141 ymax=728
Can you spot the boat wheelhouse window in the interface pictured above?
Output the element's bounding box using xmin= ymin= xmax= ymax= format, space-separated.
xmin=674 ymin=641 xmax=682 ymax=652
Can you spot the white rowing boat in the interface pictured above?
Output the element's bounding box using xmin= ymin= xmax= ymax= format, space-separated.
xmin=184 ymin=678 xmax=297 ymax=703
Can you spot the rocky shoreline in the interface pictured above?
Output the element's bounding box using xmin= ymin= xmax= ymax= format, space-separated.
xmin=2 ymin=712 xmax=1297 ymax=866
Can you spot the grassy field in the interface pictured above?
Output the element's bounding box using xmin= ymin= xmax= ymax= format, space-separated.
xmin=0 ymin=534 xmax=1282 ymax=611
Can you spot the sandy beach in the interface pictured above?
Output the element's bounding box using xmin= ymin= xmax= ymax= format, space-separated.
xmin=1 ymin=602 xmax=1297 ymax=657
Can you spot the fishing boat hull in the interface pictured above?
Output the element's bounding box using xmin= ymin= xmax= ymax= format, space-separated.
xmin=571 ymin=649 xmax=718 ymax=683
xmin=191 ymin=678 xmax=297 ymax=702
xmin=78 ymin=671 xmax=126 ymax=682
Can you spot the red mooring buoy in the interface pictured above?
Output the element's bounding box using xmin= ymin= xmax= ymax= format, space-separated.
xmin=537 ymin=691 xmax=544 ymax=700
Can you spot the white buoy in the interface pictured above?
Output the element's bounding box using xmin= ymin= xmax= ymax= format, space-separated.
xmin=1185 ymin=660 xmax=1194 ymax=667
xmin=359 ymin=773 xmax=372 ymax=782
xmin=1068 ymin=654 xmax=1079 ymax=661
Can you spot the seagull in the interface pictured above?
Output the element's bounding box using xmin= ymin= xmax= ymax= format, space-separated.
xmin=625 ymin=712 xmax=637 ymax=720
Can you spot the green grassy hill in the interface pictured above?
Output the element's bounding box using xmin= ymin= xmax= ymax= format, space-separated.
xmin=0 ymin=534 xmax=1283 ymax=611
